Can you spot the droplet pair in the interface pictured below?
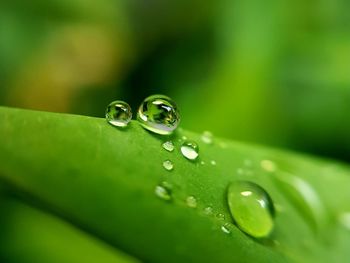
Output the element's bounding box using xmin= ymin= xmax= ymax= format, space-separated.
xmin=106 ymin=94 xmax=180 ymax=135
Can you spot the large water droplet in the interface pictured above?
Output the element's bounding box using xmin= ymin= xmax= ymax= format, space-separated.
xmin=105 ymin=100 xmax=132 ymax=127
xmin=201 ymin=131 xmax=213 ymax=144
xmin=154 ymin=183 xmax=172 ymax=201
xmin=162 ymin=141 xmax=174 ymax=152
xmin=181 ymin=140 xmax=199 ymax=160
xmin=186 ymin=196 xmax=197 ymax=208
xmin=273 ymin=171 xmax=326 ymax=232
xmin=137 ymin=94 xmax=180 ymax=135
xmin=227 ymin=181 xmax=275 ymax=238
xmin=163 ymin=160 xmax=174 ymax=171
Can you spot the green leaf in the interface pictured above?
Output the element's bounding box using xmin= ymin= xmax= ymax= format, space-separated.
xmin=0 ymin=193 xmax=139 ymax=263
xmin=0 ymin=106 xmax=349 ymax=263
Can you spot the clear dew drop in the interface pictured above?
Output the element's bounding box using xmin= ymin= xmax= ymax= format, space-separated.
xmin=181 ymin=140 xmax=199 ymax=160
xmin=186 ymin=196 xmax=197 ymax=208
xmin=137 ymin=94 xmax=180 ymax=135
xmin=201 ymin=131 xmax=213 ymax=144
xmin=162 ymin=141 xmax=175 ymax=152
xmin=105 ymin=100 xmax=132 ymax=127
xmin=210 ymin=160 xmax=217 ymax=166
xmin=227 ymin=181 xmax=275 ymax=238
xmin=162 ymin=160 xmax=174 ymax=171
xmin=154 ymin=183 xmax=172 ymax=201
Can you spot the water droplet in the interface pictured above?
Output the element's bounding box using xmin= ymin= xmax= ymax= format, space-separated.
xmin=137 ymin=94 xmax=180 ymax=135
xmin=200 ymin=161 xmax=205 ymax=165
xmin=203 ymin=206 xmax=213 ymax=215
xmin=221 ymin=223 xmax=233 ymax=234
xmin=162 ymin=141 xmax=174 ymax=152
xmin=186 ymin=196 xmax=197 ymax=208
xmin=227 ymin=181 xmax=275 ymax=238
xmin=210 ymin=160 xmax=217 ymax=166
xmin=163 ymin=160 xmax=174 ymax=171
xmin=182 ymin=136 xmax=187 ymax=140
xmin=154 ymin=183 xmax=172 ymax=201
xmin=105 ymin=100 xmax=132 ymax=127
xmin=273 ymin=171 xmax=326 ymax=232
xmin=216 ymin=213 xmax=225 ymax=220
xmin=261 ymin=160 xmax=277 ymax=173
xmin=181 ymin=140 xmax=199 ymax=160
xmin=201 ymin=131 xmax=213 ymax=144
xmin=339 ymin=212 xmax=350 ymax=230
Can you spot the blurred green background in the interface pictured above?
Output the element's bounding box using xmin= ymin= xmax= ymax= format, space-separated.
xmin=1 ymin=0 xmax=349 ymax=162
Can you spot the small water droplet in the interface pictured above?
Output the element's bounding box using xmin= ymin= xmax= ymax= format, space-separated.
xmin=210 ymin=160 xmax=217 ymax=166
xmin=339 ymin=213 xmax=350 ymax=230
xmin=261 ymin=160 xmax=277 ymax=172
xmin=162 ymin=141 xmax=174 ymax=152
xmin=216 ymin=213 xmax=225 ymax=220
xmin=227 ymin=181 xmax=275 ymax=238
xmin=137 ymin=94 xmax=180 ymax=135
xmin=154 ymin=182 xmax=172 ymax=201
xmin=203 ymin=206 xmax=213 ymax=215
xmin=221 ymin=223 xmax=233 ymax=234
xmin=181 ymin=140 xmax=199 ymax=160
xmin=201 ymin=131 xmax=213 ymax=144
xmin=105 ymin=100 xmax=132 ymax=127
xmin=186 ymin=196 xmax=197 ymax=208
xmin=200 ymin=161 xmax=205 ymax=165
xmin=163 ymin=160 xmax=174 ymax=171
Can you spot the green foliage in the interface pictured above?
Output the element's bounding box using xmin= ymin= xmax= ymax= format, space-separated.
xmin=0 ymin=106 xmax=349 ymax=262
